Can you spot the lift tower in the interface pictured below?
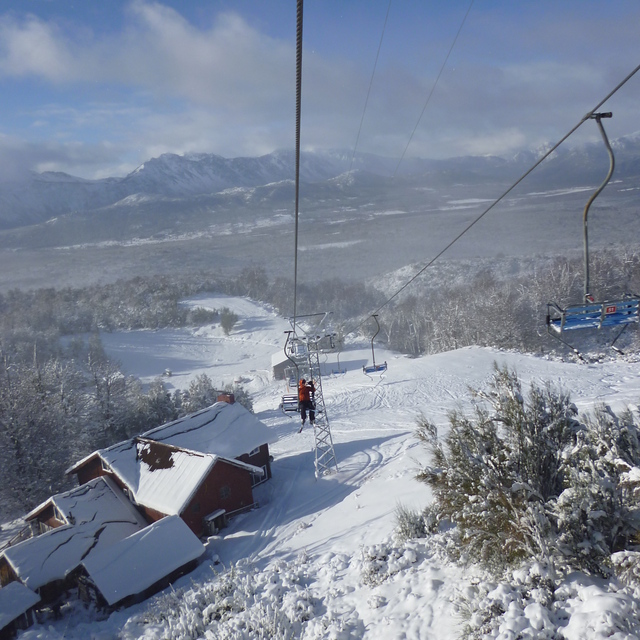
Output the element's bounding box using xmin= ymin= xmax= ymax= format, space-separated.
xmin=283 ymin=313 xmax=338 ymax=477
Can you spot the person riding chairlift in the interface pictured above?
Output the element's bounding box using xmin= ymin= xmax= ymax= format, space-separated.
xmin=298 ymin=378 xmax=315 ymax=429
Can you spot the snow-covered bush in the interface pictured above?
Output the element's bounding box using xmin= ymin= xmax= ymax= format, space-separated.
xmin=122 ymin=555 xmax=366 ymax=640
xmin=459 ymin=563 xmax=558 ymax=640
xmin=357 ymin=543 xmax=418 ymax=586
xmin=394 ymin=504 xmax=428 ymax=541
xmin=417 ymin=364 xmax=640 ymax=576
xmin=549 ymin=405 xmax=640 ymax=575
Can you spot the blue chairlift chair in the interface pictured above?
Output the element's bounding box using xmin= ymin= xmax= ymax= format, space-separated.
xmin=363 ymin=314 xmax=388 ymax=376
xmin=546 ymin=112 xmax=640 ymax=357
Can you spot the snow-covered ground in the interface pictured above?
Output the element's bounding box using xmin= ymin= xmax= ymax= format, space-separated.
xmin=13 ymin=295 xmax=640 ymax=639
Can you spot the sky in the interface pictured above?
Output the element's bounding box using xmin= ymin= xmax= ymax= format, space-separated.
xmin=0 ymin=0 xmax=639 ymax=179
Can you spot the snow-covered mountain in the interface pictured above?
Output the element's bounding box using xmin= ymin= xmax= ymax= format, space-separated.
xmin=1 ymin=133 xmax=640 ymax=294
xmin=2 ymin=134 xmax=640 ymax=232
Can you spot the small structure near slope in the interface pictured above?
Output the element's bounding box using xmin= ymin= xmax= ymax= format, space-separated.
xmin=77 ymin=515 xmax=205 ymax=610
xmin=0 ymin=582 xmax=40 ymax=640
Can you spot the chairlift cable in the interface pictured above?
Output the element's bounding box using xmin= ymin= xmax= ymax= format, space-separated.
xmin=349 ymin=0 xmax=393 ymax=173
xmin=293 ymin=0 xmax=304 ymax=335
xmin=288 ymin=1 xmax=338 ymax=476
xmin=393 ymin=0 xmax=475 ymax=177
xmin=344 ymin=61 xmax=640 ymax=337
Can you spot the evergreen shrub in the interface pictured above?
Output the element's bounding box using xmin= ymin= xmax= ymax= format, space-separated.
xmin=416 ymin=364 xmax=640 ymax=575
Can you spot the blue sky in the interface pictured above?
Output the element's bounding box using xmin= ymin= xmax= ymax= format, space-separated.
xmin=0 ymin=0 xmax=638 ymax=179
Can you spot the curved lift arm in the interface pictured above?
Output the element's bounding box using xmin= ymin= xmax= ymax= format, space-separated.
xmin=369 ymin=314 xmax=381 ymax=369
xmin=583 ymin=112 xmax=614 ymax=302
xmin=363 ymin=314 xmax=387 ymax=375
xmin=546 ymin=111 xmax=640 ymax=356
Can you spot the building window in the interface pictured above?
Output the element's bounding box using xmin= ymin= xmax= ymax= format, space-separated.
xmin=219 ymin=485 xmax=231 ymax=500
xmin=249 ymin=446 xmax=261 ymax=457
xmin=251 ymin=465 xmax=268 ymax=487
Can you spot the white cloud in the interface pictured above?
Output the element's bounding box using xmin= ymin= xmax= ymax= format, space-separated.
xmin=0 ymin=3 xmax=294 ymax=111
xmin=0 ymin=14 xmax=77 ymax=81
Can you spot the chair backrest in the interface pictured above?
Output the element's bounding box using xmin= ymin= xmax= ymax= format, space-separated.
xmin=363 ymin=362 xmax=388 ymax=375
xmin=548 ymin=297 xmax=640 ymax=333
xmin=281 ymin=394 xmax=300 ymax=412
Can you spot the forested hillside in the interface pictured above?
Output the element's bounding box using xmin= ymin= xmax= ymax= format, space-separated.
xmin=1 ymin=248 xmax=639 ymax=519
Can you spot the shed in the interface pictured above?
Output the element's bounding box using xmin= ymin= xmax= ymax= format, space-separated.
xmin=79 ymin=515 xmax=205 ymax=609
xmin=0 ymin=582 xmax=40 ymax=640
xmin=272 ymin=351 xmax=291 ymax=381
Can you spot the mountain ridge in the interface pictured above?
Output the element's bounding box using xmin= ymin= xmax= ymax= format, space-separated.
xmin=2 ymin=134 xmax=640 ymax=231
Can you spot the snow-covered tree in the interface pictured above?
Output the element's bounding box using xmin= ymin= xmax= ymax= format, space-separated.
xmin=417 ymin=364 xmax=640 ymax=576
xmin=180 ymin=373 xmax=219 ymax=415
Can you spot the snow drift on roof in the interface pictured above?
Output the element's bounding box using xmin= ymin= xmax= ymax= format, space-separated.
xmin=81 ymin=515 xmax=205 ymax=606
xmin=2 ymin=478 xmax=146 ymax=590
xmin=101 ymin=439 xmax=216 ymax=516
xmin=0 ymin=582 xmax=40 ymax=630
xmin=26 ymin=476 xmax=147 ymax=528
xmin=141 ymin=401 xmax=276 ymax=458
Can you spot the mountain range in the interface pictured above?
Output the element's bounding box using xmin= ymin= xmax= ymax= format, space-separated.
xmin=4 ymin=133 xmax=640 ymax=232
xmin=1 ymin=134 xmax=640 ymax=292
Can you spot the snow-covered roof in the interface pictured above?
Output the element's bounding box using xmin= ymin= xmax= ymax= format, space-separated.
xmin=66 ymin=402 xmax=274 ymax=479
xmin=0 ymin=581 xmax=40 ymax=630
xmin=100 ymin=439 xmax=217 ymax=516
xmin=82 ymin=515 xmax=205 ymax=606
xmin=141 ymin=401 xmax=276 ymax=458
xmin=2 ymin=477 xmax=147 ymax=591
xmin=100 ymin=438 xmax=264 ymax=516
xmin=271 ymin=351 xmax=291 ymax=367
xmin=65 ymin=449 xmax=100 ymax=475
xmin=25 ymin=475 xmax=146 ymax=526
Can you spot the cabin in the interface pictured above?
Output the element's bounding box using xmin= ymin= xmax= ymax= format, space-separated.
xmin=141 ymin=398 xmax=276 ymax=483
xmin=66 ymin=399 xmax=276 ymax=537
xmin=23 ymin=474 xmax=145 ymax=536
xmin=77 ymin=515 xmax=205 ymax=610
xmin=67 ymin=437 xmax=265 ymax=537
xmin=0 ymin=477 xmax=147 ymax=604
xmin=0 ymin=582 xmax=40 ymax=640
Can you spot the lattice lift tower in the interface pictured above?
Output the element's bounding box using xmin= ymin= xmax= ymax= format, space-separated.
xmin=282 ymin=313 xmax=339 ymax=478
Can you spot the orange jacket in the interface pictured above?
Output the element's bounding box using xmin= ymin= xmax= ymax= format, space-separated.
xmin=298 ymin=380 xmax=314 ymax=402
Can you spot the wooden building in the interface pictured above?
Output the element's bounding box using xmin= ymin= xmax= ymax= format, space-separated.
xmin=77 ymin=515 xmax=204 ymax=610
xmin=0 ymin=582 xmax=40 ymax=640
xmin=140 ymin=398 xmax=275 ymax=483
xmin=67 ymin=400 xmax=275 ymax=536
xmin=0 ymin=477 xmax=147 ymax=605
xmin=68 ymin=438 xmax=264 ymax=537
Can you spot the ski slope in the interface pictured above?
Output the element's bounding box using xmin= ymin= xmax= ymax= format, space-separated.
xmin=18 ymin=294 xmax=640 ymax=639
